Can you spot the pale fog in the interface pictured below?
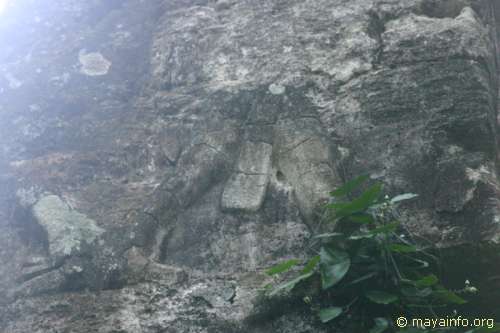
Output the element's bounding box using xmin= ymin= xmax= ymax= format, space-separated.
xmin=0 ymin=1 xmax=499 ymax=332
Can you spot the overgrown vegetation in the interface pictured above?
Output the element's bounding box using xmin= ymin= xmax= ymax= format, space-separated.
xmin=264 ymin=175 xmax=498 ymax=332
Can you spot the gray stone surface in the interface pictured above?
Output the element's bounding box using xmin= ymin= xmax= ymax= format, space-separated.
xmin=222 ymin=142 xmax=272 ymax=212
xmin=0 ymin=0 xmax=500 ymax=332
xmin=275 ymin=118 xmax=337 ymax=222
xmin=32 ymin=195 xmax=104 ymax=260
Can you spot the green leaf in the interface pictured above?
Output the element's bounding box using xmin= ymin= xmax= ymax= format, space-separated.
xmin=401 ymin=286 xmax=432 ymax=298
xmin=313 ymin=232 xmax=344 ymax=239
xmin=414 ymin=274 xmax=439 ymax=288
xmin=388 ymin=244 xmax=418 ymax=253
xmin=407 ymin=258 xmax=429 ymax=269
xmin=434 ymin=287 xmax=467 ymax=305
xmin=370 ymin=221 xmax=400 ymax=235
xmin=390 ymin=193 xmax=418 ymax=204
xmin=350 ymin=222 xmax=400 ymax=240
xmin=400 ymin=278 xmax=415 ymax=285
xmin=370 ymin=317 xmax=390 ymax=333
xmin=266 ymin=259 xmax=300 ymax=276
xmin=263 ymin=283 xmax=273 ymax=291
xmin=347 ymin=272 xmax=378 ymax=285
xmin=349 ymin=232 xmax=375 ymax=240
xmin=327 ymin=201 xmax=350 ymax=212
xmin=331 ymin=183 xmax=383 ymax=218
xmin=320 ymin=247 xmax=351 ymax=290
xmin=319 ymin=307 xmax=343 ymax=323
xmin=349 ymin=214 xmax=375 ymax=224
xmin=269 ymin=271 xmax=314 ymax=296
xmin=365 ymin=291 xmax=399 ymax=304
xmin=330 ymin=175 xmax=369 ymax=197
xmin=301 ymin=255 xmax=320 ymax=275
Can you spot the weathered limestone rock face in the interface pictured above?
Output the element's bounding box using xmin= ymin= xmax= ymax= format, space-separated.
xmin=1 ymin=0 xmax=500 ymax=331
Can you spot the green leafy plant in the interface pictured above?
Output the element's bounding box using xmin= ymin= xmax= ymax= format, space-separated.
xmin=264 ymin=175 xmax=482 ymax=332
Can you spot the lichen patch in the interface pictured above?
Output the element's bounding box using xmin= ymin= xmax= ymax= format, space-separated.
xmin=32 ymin=195 xmax=105 ymax=259
xmin=268 ymin=83 xmax=286 ymax=95
xmin=78 ymin=51 xmax=112 ymax=76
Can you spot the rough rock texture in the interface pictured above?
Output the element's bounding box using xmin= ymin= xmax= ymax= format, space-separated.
xmin=1 ymin=0 xmax=500 ymax=332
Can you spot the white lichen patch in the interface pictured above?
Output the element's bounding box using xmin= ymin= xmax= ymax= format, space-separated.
xmin=15 ymin=187 xmax=40 ymax=208
xmin=465 ymin=165 xmax=498 ymax=203
xmin=49 ymin=72 xmax=70 ymax=86
xmin=456 ymin=6 xmax=480 ymax=24
xmin=32 ymin=195 xmax=105 ymax=259
xmin=78 ymin=50 xmax=112 ymax=76
xmin=305 ymin=89 xmax=335 ymax=110
xmin=338 ymin=146 xmax=350 ymax=159
xmin=335 ymin=58 xmax=372 ymax=83
xmin=180 ymin=282 xmax=207 ymax=298
xmin=268 ymin=83 xmax=285 ymax=95
xmin=465 ymin=165 xmax=491 ymax=183
xmin=447 ymin=145 xmax=463 ymax=155
xmin=109 ymin=30 xmax=132 ymax=47
xmin=4 ymin=72 xmax=22 ymax=89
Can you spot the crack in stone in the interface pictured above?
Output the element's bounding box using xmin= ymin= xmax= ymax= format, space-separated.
xmin=367 ymin=10 xmax=386 ymax=68
xmin=193 ymin=142 xmax=231 ymax=160
xmin=280 ymin=137 xmax=312 ymax=155
xmin=18 ymin=262 xmax=62 ymax=284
